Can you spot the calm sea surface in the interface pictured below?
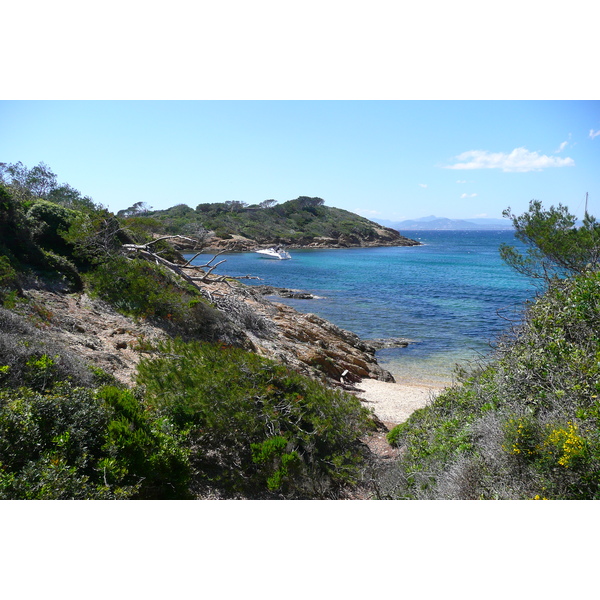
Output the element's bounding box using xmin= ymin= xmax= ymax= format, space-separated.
xmin=187 ymin=231 xmax=536 ymax=386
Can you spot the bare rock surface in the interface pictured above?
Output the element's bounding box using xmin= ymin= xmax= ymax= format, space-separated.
xmin=24 ymin=289 xmax=168 ymax=386
xmin=22 ymin=276 xmax=395 ymax=389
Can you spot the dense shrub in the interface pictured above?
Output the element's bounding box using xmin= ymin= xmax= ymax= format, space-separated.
xmin=96 ymin=386 xmax=191 ymax=499
xmin=0 ymin=384 xmax=191 ymax=499
xmin=86 ymin=256 xmax=188 ymax=319
xmin=387 ymin=270 xmax=600 ymax=499
xmin=136 ymin=338 xmax=375 ymax=498
xmin=85 ymin=255 xmax=241 ymax=344
xmin=0 ymin=255 xmax=21 ymax=303
xmin=26 ymin=199 xmax=78 ymax=257
xmin=0 ymin=184 xmax=41 ymax=267
xmin=1 ymin=185 xmax=85 ymax=291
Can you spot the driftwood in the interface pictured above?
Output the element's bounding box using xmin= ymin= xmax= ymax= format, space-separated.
xmin=121 ymin=235 xmax=260 ymax=289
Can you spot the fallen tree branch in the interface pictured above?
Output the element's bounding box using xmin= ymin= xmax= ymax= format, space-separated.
xmin=121 ymin=238 xmax=260 ymax=289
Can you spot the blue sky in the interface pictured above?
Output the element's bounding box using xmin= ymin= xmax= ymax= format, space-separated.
xmin=1 ymin=100 xmax=598 ymax=222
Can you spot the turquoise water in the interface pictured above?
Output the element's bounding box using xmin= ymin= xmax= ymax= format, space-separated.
xmin=187 ymin=230 xmax=536 ymax=386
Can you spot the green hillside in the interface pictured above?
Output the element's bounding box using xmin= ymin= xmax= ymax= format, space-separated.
xmin=128 ymin=197 xmax=418 ymax=247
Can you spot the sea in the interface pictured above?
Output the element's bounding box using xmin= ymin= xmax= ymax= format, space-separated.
xmin=186 ymin=230 xmax=537 ymax=387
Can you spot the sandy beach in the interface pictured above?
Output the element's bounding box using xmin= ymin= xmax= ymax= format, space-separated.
xmin=355 ymin=378 xmax=444 ymax=426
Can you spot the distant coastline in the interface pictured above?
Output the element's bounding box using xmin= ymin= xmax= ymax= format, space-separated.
xmin=376 ymin=215 xmax=514 ymax=231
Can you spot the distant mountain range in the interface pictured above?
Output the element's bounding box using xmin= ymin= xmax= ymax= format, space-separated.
xmin=376 ymin=215 xmax=514 ymax=231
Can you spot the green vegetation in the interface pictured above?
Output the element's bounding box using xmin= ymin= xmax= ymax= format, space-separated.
xmin=0 ymin=305 xmax=372 ymax=498
xmin=85 ymin=255 xmax=241 ymax=344
xmin=500 ymin=199 xmax=600 ymax=284
xmin=0 ymin=384 xmax=191 ymax=499
xmin=138 ymin=196 xmax=404 ymax=245
xmin=136 ymin=339 xmax=374 ymax=497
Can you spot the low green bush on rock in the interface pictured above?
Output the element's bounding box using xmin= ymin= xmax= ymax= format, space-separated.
xmin=85 ymin=255 xmax=241 ymax=344
xmin=136 ymin=338 xmax=375 ymax=498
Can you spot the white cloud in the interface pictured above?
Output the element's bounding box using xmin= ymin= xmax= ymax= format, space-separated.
xmin=460 ymin=193 xmax=477 ymax=198
xmin=418 ymin=183 xmax=428 ymax=188
xmin=555 ymin=140 xmax=568 ymax=153
xmin=590 ymin=129 xmax=600 ymax=139
xmin=445 ymin=147 xmax=575 ymax=172
xmin=456 ymin=180 xmax=467 ymax=184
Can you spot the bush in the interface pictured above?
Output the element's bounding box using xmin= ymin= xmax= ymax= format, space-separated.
xmin=0 ymin=185 xmax=40 ymax=267
xmin=39 ymin=249 xmax=83 ymax=291
xmin=0 ymin=384 xmax=191 ymax=499
xmin=26 ymin=199 xmax=78 ymax=257
xmin=136 ymin=338 xmax=375 ymax=498
xmin=0 ymin=255 xmax=21 ymax=304
xmin=97 ymin=386 xmax=191 ymax=499
xmin=86 ymin=255 xmax=242 ymax=344
xmin=0 ymin=385 xmax=120 ymax=499
xmin=0 ymin=307 xmax=96 ymax=391
xmin=86 ymin=256 xmax=184 ymax=319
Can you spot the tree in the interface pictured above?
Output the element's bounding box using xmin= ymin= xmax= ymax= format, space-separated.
xmin=0 ymin=161 xmax=57 ymax=200
xmin=296 ymin=196 xmax=325 ymax=209
xmin=26 ymin=162 xmax=57 ymax=198
xmin=500 ymin=199 xmax=600 ymax=284
xmin=0 ymin=161 xmax=98 ymax=211
xmin=116 ymin=201 xmax=153 ymax=218
xmin=47 ymin=184 xmax=97 ymax=212
xmin=62 ymin=210 xmax=132 ymax=264
xmin=224 ymin=200 xmax=248 ymax=212
xmin=259 ymin=199 xmax=278 ymax=209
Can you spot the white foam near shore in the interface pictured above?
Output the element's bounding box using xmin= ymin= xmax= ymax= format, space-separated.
xmin=355 ymin=378 xmax=444 ymax=425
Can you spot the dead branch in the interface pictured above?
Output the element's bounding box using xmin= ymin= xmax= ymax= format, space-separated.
xmin=145 ymin=234 xmax=201 ymax=248
xmin=121 ymin=238 xmax=260 ymax=289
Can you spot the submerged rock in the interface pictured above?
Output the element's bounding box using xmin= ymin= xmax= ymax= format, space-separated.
xmin=364 ymin=338 xmax=412 ymax=349
xmin=253 ymin=285 xmax=322 ymax=300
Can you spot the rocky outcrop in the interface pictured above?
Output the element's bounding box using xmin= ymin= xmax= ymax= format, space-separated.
xmin=22 ymin=289 xmax=169 ymax=387
xmin=241 ymin=296 xmax=395 ymax=385
xmin=20 ymin=275 xmax=395 ymax=390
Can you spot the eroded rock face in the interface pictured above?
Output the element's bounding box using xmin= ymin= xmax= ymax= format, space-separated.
xmin=237 ymin=291 xmax=395 ymax=385
xmin=21 ymin=276 xmax=394 ymax=389
xmin=21 ymin=290 xmax=168 ymax=387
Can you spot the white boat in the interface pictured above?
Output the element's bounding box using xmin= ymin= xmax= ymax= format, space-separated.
xmin=255 ymin=246 xmax=291 ymax=260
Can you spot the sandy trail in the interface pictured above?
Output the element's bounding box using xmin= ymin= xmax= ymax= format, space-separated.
xmin=355 ymin=378 xmax=444 ymax=425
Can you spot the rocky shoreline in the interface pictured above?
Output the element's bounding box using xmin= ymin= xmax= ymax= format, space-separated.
xmin=22 ymin=274 xmax=405 ymax=393
xmin=168 ymin=230 xmax=421 ymax=254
